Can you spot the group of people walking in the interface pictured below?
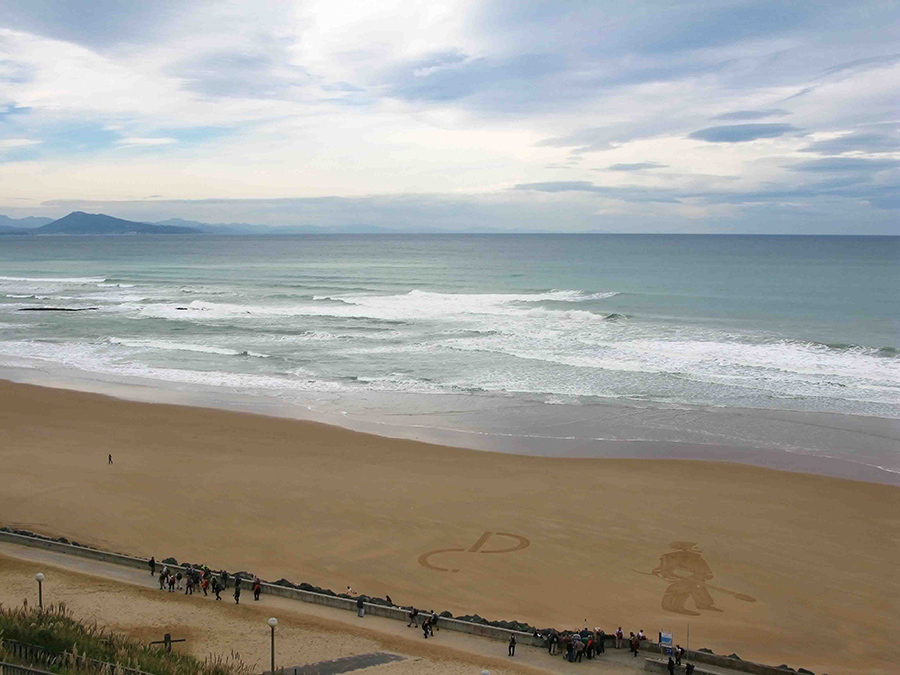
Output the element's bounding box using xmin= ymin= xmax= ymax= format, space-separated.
xmin=540 ymin=626 xmax=659 ymax=663
xmin=405 ymin=607 xmax=441 ymax=639
xmin=148 ymin=556 xmax=263 ymax=605
xmin=544 ymin=627 xmax=610 ymax=662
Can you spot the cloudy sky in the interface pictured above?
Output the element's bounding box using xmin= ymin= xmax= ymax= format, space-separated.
xmin=0 ymin=0 xmax=898 ymax=232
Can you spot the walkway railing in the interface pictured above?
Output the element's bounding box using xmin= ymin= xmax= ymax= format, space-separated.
xmin=0 ymin=660 xmax=57 ymax=675
xmin=1 ymin=639 xmax=153 ymax=675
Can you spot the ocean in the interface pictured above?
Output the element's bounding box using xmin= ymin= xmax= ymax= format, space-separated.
xmin=1 ymin=234 xmax=897 ymax=477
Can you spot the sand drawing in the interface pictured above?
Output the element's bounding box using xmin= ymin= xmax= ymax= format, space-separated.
xmin=418 ymin=531 xmax=530 ymax=572
xmin=636 ymin=541 xmax=756 ymax=615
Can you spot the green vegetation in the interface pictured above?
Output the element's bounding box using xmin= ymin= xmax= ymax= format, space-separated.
xmin=0 ymin=604 xmax=248 ymax=675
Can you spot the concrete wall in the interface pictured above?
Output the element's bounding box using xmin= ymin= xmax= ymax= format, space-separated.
xmin=0 ymin=530 xmax=542 ymax=647
xmin=644 ymin=658 xmax=717 ymax=674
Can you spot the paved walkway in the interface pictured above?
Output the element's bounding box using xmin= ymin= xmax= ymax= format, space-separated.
xmin=0 ymin=541 xmax=752 ymax=675
xmin=266 ymin=651 xmax=406 ymax=674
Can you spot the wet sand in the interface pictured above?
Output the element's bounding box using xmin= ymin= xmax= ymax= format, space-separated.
xmin=1 ymin=380 xmax=898 ymax=674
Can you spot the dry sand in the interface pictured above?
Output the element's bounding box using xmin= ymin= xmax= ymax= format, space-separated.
xmin=1 ymin=380 xmax=898 ymax=674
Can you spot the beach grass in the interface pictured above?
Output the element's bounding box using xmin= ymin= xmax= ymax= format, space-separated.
xmin=0 ymin=603 xmax=248 ymax=675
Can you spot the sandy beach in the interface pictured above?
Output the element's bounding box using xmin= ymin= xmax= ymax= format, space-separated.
xmin=1 ymin=380 xmax=898 ymax=674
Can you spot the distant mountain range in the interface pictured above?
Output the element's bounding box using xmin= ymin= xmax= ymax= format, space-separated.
xmin=0 ymin=212 xmax=197 ymax=235
xmin=154 ymin=218 xmax=412 ymax=234
xmin=0 ymin=211 xmax=490 ymax=235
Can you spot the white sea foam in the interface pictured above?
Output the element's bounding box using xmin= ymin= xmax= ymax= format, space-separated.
xmin=0 ymin=275 xmax=105 ymax=283
xmin=134 ymin=289 xmax=620 ymax=323
xmin=109 ymin=337 xmax=269 ymax=358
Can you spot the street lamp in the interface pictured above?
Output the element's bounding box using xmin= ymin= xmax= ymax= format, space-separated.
xmin=34 ymin=573 xmax=44 ymax=609
xmin=267 ymin=617 xmax=278 ymax=673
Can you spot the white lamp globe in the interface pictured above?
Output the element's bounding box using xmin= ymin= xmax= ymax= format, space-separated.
xmin=267 ymin=617 xmax=278 ymax=628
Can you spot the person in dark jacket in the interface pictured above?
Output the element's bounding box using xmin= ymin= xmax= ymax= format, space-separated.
xmin=508 ymin=634 xmax=516 ymax=656
xmin=548 ymin=631 xmax=558 ymax=655
xmin=357 ymin=596 xmax=365 ymax=617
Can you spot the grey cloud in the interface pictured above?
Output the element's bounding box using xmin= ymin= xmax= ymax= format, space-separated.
xmin=788 ymin=157 xmax=900 ymax=172
xmin=689 ymin=123 xmax=798 ymax=142
xmin=607 ymin=162 xmax=667 ymax=171
xmin=384 ymin=51 xmax=566 ymax=105
xmin=824 ymin=53 xmax=900 ymax=75
xmin=536 ymin=124 xmax=668 ymax=155
xmin=513 ymin=181 xmax=680 ymax=203
xmin=713 ymin=109 xmax=789 ymax=120
xmin=168 ymin=49 xmax=310 ymax=99
xmin=0 ymin=0 xmax=198 ymax=50
xmin=515 ymin=181 xmax=603 ymax=193
xmin=800 ymin=131 xmax=899 ymax=155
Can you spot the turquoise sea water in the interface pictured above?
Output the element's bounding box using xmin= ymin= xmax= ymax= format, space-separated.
xmin=0 ymin=234 xmax=897 ymax=420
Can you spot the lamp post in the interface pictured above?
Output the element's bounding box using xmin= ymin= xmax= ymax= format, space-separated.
xmin=267 ymin=617 xmax=278 ymax=673
xmin=34 ymin=572 xmax=44 ymax=609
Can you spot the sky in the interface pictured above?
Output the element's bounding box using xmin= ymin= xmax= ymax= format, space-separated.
xmin=0 ymin=0 xmax=898 ymax=233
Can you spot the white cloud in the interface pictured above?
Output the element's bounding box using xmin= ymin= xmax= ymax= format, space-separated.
xmin=0 ymin=137 xmax=40 ymax=149
xmin=0 ymin=2 xmax=897 ymax=231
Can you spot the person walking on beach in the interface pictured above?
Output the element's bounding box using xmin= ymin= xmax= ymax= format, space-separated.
xmin=167 ymin=574 xmax=176 ymax=592
xmin=667 ymin=656 xmax=676 ymax=675
xmin=508 ymin=634 xmax=516 ymax=657
xmin=422 ymin=617 xmax=431 ymax=639
xmin=615 ymin=626 xmax=623 ymax=649
xmin=429 ymin=611 xmax=439 ymax=632
xmin=211 ymin=577 xmax=221 ymax=600
xmin=597 ymin=629 xmax=606 ymax=653
xmin=220 ymin=570 xmax=228 ymax=590
xmin=201 ymin=575 xmax=209 ymax=596
xmin=630 ymin=633 xmax=640 ymax=658
xmin=149 ymin=556 xmax=156 ymax=576
xmin=676 ymin=645 xmax=684 ymax=666
xmin=548 ymin=631 xmax=558 ymax=655
xmin=356 ymin=596 xmax=365 ymax=617
xmin=407 ymin=607 xmax=418 ymax=627
xmin=158 ymin=570 xmax=166 ymax=590
xmin=233 ymin=578 xmax=241 ymax=605
xmin=253 ymin=577 xmax=261 ymax=601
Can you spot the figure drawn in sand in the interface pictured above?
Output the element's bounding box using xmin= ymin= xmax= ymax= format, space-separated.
xmin=638 ymin=542 xmax=756 ymax=616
